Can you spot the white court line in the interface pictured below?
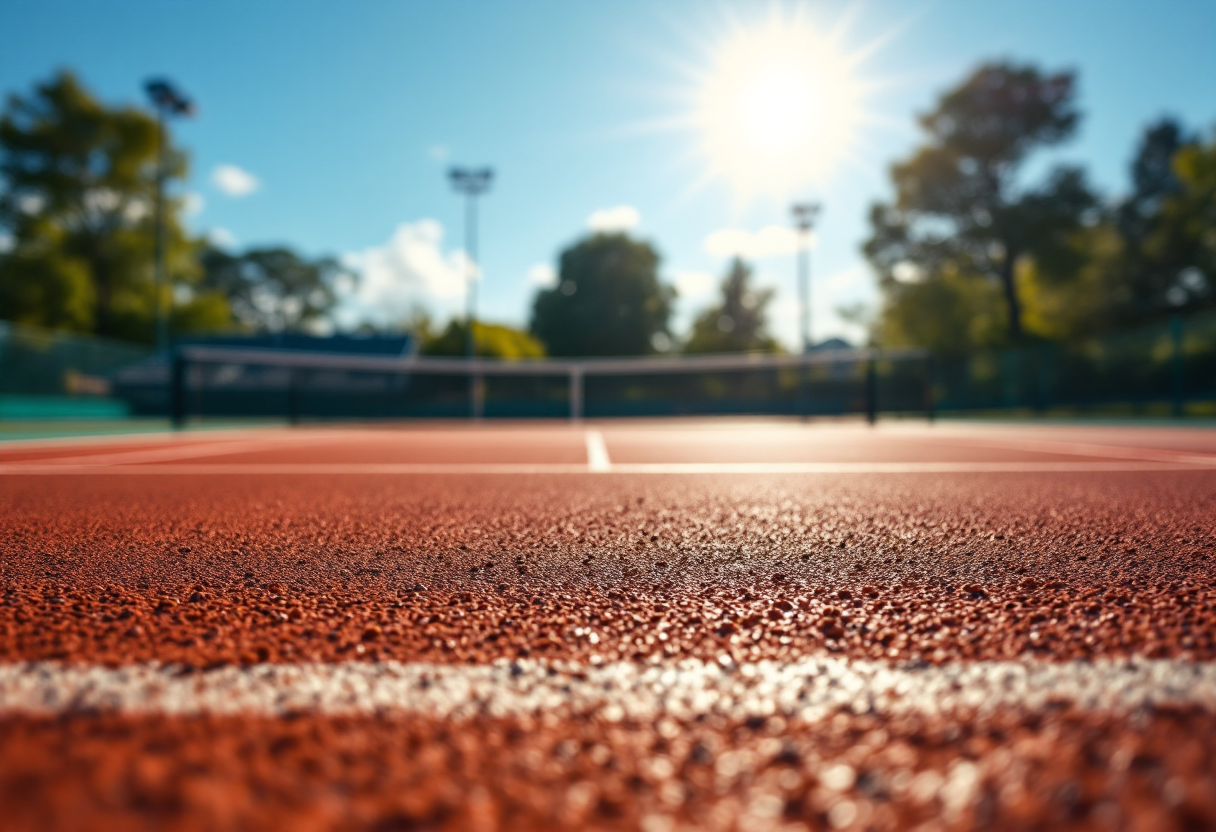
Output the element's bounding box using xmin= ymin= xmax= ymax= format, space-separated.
xmin=0 ymin=426 xmax=284 ymax=452
xmin=1 ymin=460 xmax=1213 ymax=476
xmin=0 ymin=658 xmax=1213 ymax=719
xmin=924 ymin=435 xmax=1216 ymax=467
xmin=585 ymin=430 xmax=612 ymax=472
xmin=12 ymin=433 xmax=344 ymax=467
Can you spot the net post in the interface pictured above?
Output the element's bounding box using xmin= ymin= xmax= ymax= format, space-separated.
xmin=1171 ymin=314 xmax=1184 ymax=418
xmin=170 ymin=348 xmax=186 ymax=430
xmin=924 ymin=353 xmax=935 ymax=423
xmin=569 ymin=367 xmax=584 ymax=423
xmin=865 ymin=353 xmax=878 ymax=426
xmin=797 ymin=352 xmax=810 ymax=420
xmin=287 ymin=367 xmax=300 ymax=426
xmin=470 ymin=367 xmax=484 ymax=421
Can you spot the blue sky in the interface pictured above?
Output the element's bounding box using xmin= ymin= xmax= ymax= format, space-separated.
xmin=2 ymin=0 xmax=1214 ymax=347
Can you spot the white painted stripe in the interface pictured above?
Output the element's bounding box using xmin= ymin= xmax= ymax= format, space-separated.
xmin=585 ymin=430 xmax=612 ymax=472
xmin=927 ymin=435 xmax=1216 ymax=467
xmin=0 ymin=425 xmax=309 ymax=452
xmin=0 ymin=659 xmax=1212 ymax=719
xmin=22 ymin=433 xmax=342 ymax=467
xmin=1 ymin=460 xmax=1212 ymax=476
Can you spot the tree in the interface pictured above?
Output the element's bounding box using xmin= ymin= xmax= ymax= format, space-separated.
xmin=685 ymin=258 xmax=779 ymax=353
xmin=1118 ymin=119 xmax=1192 ymax=246
xmin=1110 ymin=120 xmax=1214 ymax=317
xmin=1148 ymin=132 xmax=1216 ymax=311
xmin=530 ymin=233 xmax=673 ymax=356
xmin=199 ymin=246 xmax=346 ymax=333
xmin=865 ymin=62 xmax=1096 ymax=343
xmin=421 ymin=319 xmax=546 ymax=359
xmin=874 ymin=266 xmax=1009 ymax=356
xmin=1098 ymin=118 xmax=1195 ymax=320
xmin=0 ymin=70 xmax=220 ymax=340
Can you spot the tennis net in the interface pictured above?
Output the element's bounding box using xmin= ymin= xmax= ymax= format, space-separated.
xmin=142 ymin=346 xmax=934 ymax=425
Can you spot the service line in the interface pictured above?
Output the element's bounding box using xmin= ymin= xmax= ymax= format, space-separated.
xmin=2 ymin=461 xmax=1215 ymax=476
xmin=1 ymin=658 xmax=1213 ymax=720
xmin=11 ymin=432 xmax=345 ymax=467
xmin=921 ymin=434 xmax=1216 ymax=467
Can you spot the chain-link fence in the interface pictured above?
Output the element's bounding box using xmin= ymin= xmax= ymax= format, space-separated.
xmin=932 ymin=310 xmax=1216 ymax=417
xmin=0 ymin=322 xmax=151 ymax=419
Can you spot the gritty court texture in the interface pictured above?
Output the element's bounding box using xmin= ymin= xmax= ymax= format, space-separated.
xmin=2 ymin=419 xmax=1215 ymax=831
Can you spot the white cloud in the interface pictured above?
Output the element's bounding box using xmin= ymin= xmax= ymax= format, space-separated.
xmin=339 ymin=220 xmax=472 ymax=327
xmin=212 ymin=164 xmax=260 ymax=197
xmin=527 ymin=262 xmax=557 ymax=288
xmin=0 ymin=232 xmax=14 ymax=254
xmin=703 ymin=225 xmax=813 ymax=260
xmin=182 ymin=192 xmax=205 ymax=217
xmin=428 ymin=144 xmax=450 ymax=162
xmin=208 ymin=227 xmax=237 ymax=249
xmin=672 ymin=269 xmax=715 ymax=298
xmin=586 ymin=205 xmax=640 ymax=233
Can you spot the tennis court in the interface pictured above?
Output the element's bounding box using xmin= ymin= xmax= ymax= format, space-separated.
xmin=2 ymin=419 xmax=1215 ymax=830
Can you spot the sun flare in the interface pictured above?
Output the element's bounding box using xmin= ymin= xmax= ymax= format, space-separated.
xmin=696 ymin=14 xmax=865 ymax=199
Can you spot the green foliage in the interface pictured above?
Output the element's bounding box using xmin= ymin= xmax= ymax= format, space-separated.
xmin=1102 ymin=118 xmax=1197 ymax=321
xmin=866 ymin=61 xmax=1096 ymax=342
xmin=1148 ymin=133 xmax=1216 ymax=311
xmin=0 ymin=247 xmax=95 ymax=331
xmin=0 ymin=70 xmax=209 ymax=342
xmin=1017 ymin=224 xmax=1124 ymax=341
xmin=199 ymin=246 xmax=346 ymax=333
xmin=530 ymin=233 xmax=674 ymax=356
xmin=874 ymin=266 xmax=1008 ymax=356
xmin=1017 ymin=123 xmax=1216 ymax=336
xmin=685 ymin=258 xmax=779 ymax=353
xmin=171 ymin=291 xmax=235 ymax=334
xmin=422 ymin=319 xmax=546 ymax=359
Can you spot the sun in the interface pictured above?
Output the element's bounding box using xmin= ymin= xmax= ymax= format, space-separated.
xmin=695 ymin=12 xmax=866 ymax=199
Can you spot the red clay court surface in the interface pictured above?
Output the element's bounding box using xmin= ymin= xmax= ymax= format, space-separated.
xmin=1 ymin=419 xmax=1215 ymax=831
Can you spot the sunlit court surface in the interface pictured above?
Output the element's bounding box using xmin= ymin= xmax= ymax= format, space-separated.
xmin=1 ymin=419 xmax=1215 ymax=830
xmin=3 ymin=0 xmax=1216 ymax=827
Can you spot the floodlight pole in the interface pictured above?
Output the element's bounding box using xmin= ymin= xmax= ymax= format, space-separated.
xmin=448 ymin=166 xmax=494 ymax=418
xmin=791 ymin=202 xmax=820 ymax=418
xmin=144 ymin=78 xmax=193 ymax=354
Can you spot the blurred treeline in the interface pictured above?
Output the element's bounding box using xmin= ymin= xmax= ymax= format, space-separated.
xmin=0 ymin=72 xmax=351 ymax=345
xmin=0 ymin=72 xmax=772 ymax=359
xmin=865 ymin=61 xmax=1216 ymax=356
xmin=3 ymin=64 xmax=1212 ymax=362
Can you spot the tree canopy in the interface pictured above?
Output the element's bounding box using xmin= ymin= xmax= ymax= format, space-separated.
xmin=684 ymin=258 xmax=779 ymax=354
xmin=1132 ymin=126 xmax=1216 ymax=315
xmin=421 ymin=319 xmax=546 ymax=359
xmin=530 ymin=233 xmax=673 ymax=356
xmin=199 ymin=246 xmax=346 ymax=333
xmin=865 ymin=62 xmax=1096 ymax=346
xmin=0 ymin=70 xmax=226 ymax=341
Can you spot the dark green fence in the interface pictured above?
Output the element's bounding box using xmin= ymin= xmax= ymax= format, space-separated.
xmin=0 ymin=322 xmax=151 ymax=419
xmin=931 ymin=311 xmax=1216 ymax=417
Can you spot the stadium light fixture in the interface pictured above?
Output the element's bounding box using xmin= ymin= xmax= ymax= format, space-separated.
xmin=144 ymin=78 xmax=195 ymax=353
xmin=448 ymin=167 xmax=494 ymax=358
xmin=790 ymin=202 xmax=820 ymax=354
xmin=448 ymin=166 xmax=494 ymax=418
